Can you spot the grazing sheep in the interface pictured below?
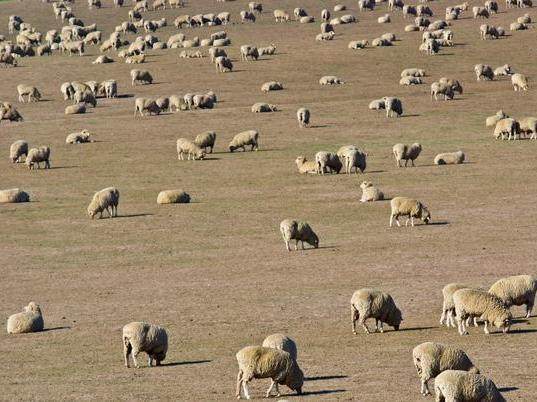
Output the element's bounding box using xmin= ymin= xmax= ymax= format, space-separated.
xmin=215 ymin=56 xmax=233 ymax=72
xmin=258 ymin=44 xmax=276 ymax=56
xmin=434 ymin=151 xmax=465 ymax=165
xmin=261 ymin=81 xmax=283 ymax=92
xmin=453 ymin=289 xmax=512 ymax=335
xmin=0 ymin=188 xmax=30 ymax=203
xmin=360 ymin=181 xmax=384 ymax=202
xmin=315 ymin=151 xmax=342 ymax=174
xmin=485 ymin=0 xmax=499 ymax=13
xmin=481 ymin=24 xmax=501 ymax=40
xmin=392 ymin=143 xmax=422 ymax=167
xmin=97 ymin=80 xmax=117 ymax=99
xmin=489 ymin=275 xmax=537 ymax=318
xmin=10 ymin=140 xmax=28 ymax=163
xmin=93 ymin=55 xmax=113 ymax=64
xmin=236 ymin=346 xmax=303 ymax=399
xmin=413 ymin=342 xmax=478 ymax=396
xmin=403 ymin=5 xmax=417 ymax=17
xmin=342 ymin=148 xmax=367 ymax=174
xmin=348 ymin=40 xmax=368 ymax=49
xmin=321 ymin=9 xmax=331 ymax=21
xmin=251 ymin=103 xmax=277 ymax=113
xmin=430 ymin=82 xmax=454 ymax=100
xmin=74 ymin=90 xmax=97 ymax=107
xmin=279 ymin=219 xmax=319 ymax=251
xmin=194 ymin=131 xmax=216 ymax=153
xmin=486 ymin=110 xmax=508 ymax=127
xmin=123 ymin=322 xmax=168 ymax=368
xmin=65 ymin=103 xmax=86 ymax=115
xmin=240 ymin=45 xmax=259 ymax=61
xmin=441 ymin=283 xmax=473 ymax=327
xmin=17 ymin=85 xmax=41 ymax=103
xmin=26 ymin=146 xmax=50 ymax=170
xmin=7 ymin=302 xmax=44 ymax=334
xmin=320 ymin=22 xmax=335 ymax=34
xmin=130 ymin=69 xmax=153 ymax=86
xmin=295 ymin=156 xmax=317 ymax=174
xmin=134 ymin=98 xmax=161 ymax=117
xmin=350 ymin=288 xmax=402 ymax=334
xmin=438 ymin=77 xmax=464 ymax=95
xmin=157 ymin=190 xmax=190 ymax=204
xmin=319 ymin=75 xmax=344 ymax=85
xmin=176 ymin=138 xmax=206 ymax=160
xmin=262 ymin=334 xmax=298 ymax=361
xmin=473 ymin=6 xmax=490 ymax=18
xmin=400 ymin=76 xmax=423 ymax=85
xmin=494 ymin=118 xmax=519 ymax=140
xmin=241 ymin=10 xmax=256 ymax=23
xmin=229 ymin=130 xmax=259 ymax=152
xmin=273 ymin=9 xmax=290 ymax=22
xmin=296 ymin=107 xmax=310 ymax=128
xmin=334 ymin=4 xmax=346 ymax=11
xmin=66 ymin=130 xmax=92 ymax=144
xmin=369 ymin=99 xmax=385 ymax=110
xmin=475 ymin=64 xmax=494 ymax=81
xmin=434 ymin=370 xmax=506 ymax=402
xmin=87 ymin=187 xmax=119 ymax=219
xmin=192 ymin=94 xmax=215 ymax=109
xmin=390 ymin=197 xmax=431 ymax=227
xmin=383 ymin=97 xmax=403 ymax=117
xmin=419 ymin=38 xmax=440 ymax=55
xmin=208 ymin=47 xmax=227 ymax=62
xmin=512 ymin=73 xmax=529 ymax=91
xmin=494 ymin=64 xmax=513 ymax=77
xmin=519 ymin=117 xmax=537 ymax=139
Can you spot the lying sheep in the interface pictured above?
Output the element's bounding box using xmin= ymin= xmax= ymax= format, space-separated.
xmin=316 ymin=31 xmax=335 ymax=41
xmin=510 ymin=22 xmax=528 ymax=31
xmin=519 ymin=117 xmax=537 ymax=139
xmin=157 ymin=190 xmax=190 ymax=204
xmin=279 ymin=219 xmax=319 ymax=251
xmin=453 ymin=289 xmax=512 ymax=335
xmin=434 ymin=151 xmax=465 ymax=165
xmin=66 ymin=130 xmax=92 ymax=144
xmin=123 ymin=322 xmax=168 ymax=368
xmin=194 ymin=131 xmax=216 ymax=153
xmin=400 ymin=76 xmax=423 ymax=86
xmin=348 ymin=40 xmax=368 ymax=49
xmin=134 ymin=98 xmax=161 ymax=117
xmin=236 ymin=346 xmax=303 ymax=399
xmin=295 ymin=156 xmax=317 ymax=174
xmin=401 ymin=68 xmax=425 ymax=78
xmin=350 ymin=288 xmax=402 ymax=334
xmin=413 ymin=342 xmax=478 ymax=396
xmin=65 ymin=103 xmax=86 ymax=115
xmin=494 ymin=118 xmax=519 ymax=140
xmin=441 ymin=283 xmax=472 ymax=327
xmin=262 ymin=334 xmax=298 ymax=361
xmin=393 ymin=143 xmax=422 ymax=167
xmin=319 ymin=76 xmax=344 ymax=85
xmin=489 ymin=275 xmax=537 ymax=318
xmin=297 ymin=107 xmax=310 ymax=128
xmin=0 ymin=188 xmax=30 ymax=203
xmin=378 ymin=14 xmax=390 ymax=23
xmin=512 ymin=73 xmax=529 ymax=91
xmin=434 ymin=370 xmax=506 ymax=402
xmin=475 ymin=64 xmax=494 ymax=81
xmin=10 ymin=140 xmax=28 ymax=163
xmin=87 ymin=187 xmax=119 ymax=219
xmin=372 ymin=37 xmax=392 ymax=47
xmin=486 ymin=110 xmax=508 ymax=127
xmin=130 ymin=69 xmax=153 ymax=86
xmin=126 ymin=54 xmax=145 ymax=64
xmin=368 ymin=99 xmax=385 ymax=110
xmin=315 ymin=151 xmax=342 ymax=174
xmin=383 ymin=97 xmax=403 ymax=117
xmin=390 ymin=197 xmax=431 ymax=227
xmin=360 ymin=181 xmax=384 ymax=202
xmin=494 ymin=64 xmax=513 ymax=77
xmin=251 ymin=102 xmax=277 ymax=113
xmin=17 ymin=84 xmax=41 ymax=102
xmin=229 ymin=130 xmax=259 ymax=152
xmin=93 ymin=55 xmax=113 ymax=64
xmin=26 ymin=146 xmax=51 ymax=170
xmin=179 ymin=50 xmax=203 ymax=58
xmin=177 ymin=138 xmax=205 ymax=160
xmin=7 ymin=302 xmax=44 ymax=334
xmin=261 ymin=81 xmax=283 ymax=92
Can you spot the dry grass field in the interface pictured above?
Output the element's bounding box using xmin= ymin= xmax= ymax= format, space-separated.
xmin=0 ymin=0 xmax=536 ymax=400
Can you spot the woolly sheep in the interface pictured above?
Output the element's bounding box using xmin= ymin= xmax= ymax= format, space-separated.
xmin=486 ymin=110 xmax=508 ymax=127
xmin=236 ymin=346 xmax=303 ymax=399
xmin=258 ymin=44 xmax=276 ymax=56
xmin=489 ymin=275 xmax=537 ymax=318
xmin=261 ymin=81 xmax=283 ymax=92
xmin=334 ymin=4 xmax=345 ymax=11
xmin=0 ymin=103 xmax=23 ymax=122
xmin=155 ymin=97 xmax=169 ymax=111
xmin=279 ymin=219 xmax=319 ymax=251
xmin=494 ymin=118 xmax=519 ymax=140
xmin=251 ymin=102 xmax=277 ymax=113
xmin=434 ymin=151 xmax=465 ymax=165
xmin=518 ymin=13 xmax=531 ymax=23
xmin=273 ymin=9 xmax=290 ymax=22
xmin=350 ymin=288 xmax=402 ymax=334
xmin=93 ymin=55 xmax=113 ymax=64
xmin=131 ymin=69 xmax=153 ymax=86
xmin=87 ymin=187 xmax=119 ymax=219
xmin=7 ymin=302 xmax=44 ymax=334
xmin=10 ymin=140 xmax=28 ymax=163
xmin=480 ymin=24 xmax=500 ymax=40
xmin=26 ymin=146 xmax=50 ymax=170
xmin=441 ymin=283 xmax=472 ymax=327
xmin=434 ymin=370 xmax=505 ymax=402
xmin=475 ymin=64 xmax=494 ymax=81
xmin=512 ymin=73 xmax=529 ymax=91
xmin=378 ymin=14 xmax=390 ymax=23
xmin=405 ymin=24 xmax=419 ymax=32
xmin=494 ymin=64 xmax=513 ymax=77
xmin=316 ymin=32 xmax=335 ymax=41
xmin=297 ymin=107 xmax=310 ymax=128
xmin=400 ymin=76 xmax=423 ymax=85
xmin=0 ymin=188 xmax=30 ymax=203
xmin=123 ymin=322 xmax=168 ymax=368
xmin=240 ymin=45 xmax=259 ymax=61
xmin=98 ymin=80 xmax=117 ymax=99
xmin=315 ymin=151 xmax=342 ymax=174
xmin=73 ymin=89 xmax=97 ymax=107
xmin=177 ymin=138 xmax=205 ymax=160
xmin=383 ymin=97 xmax=403 ymax=117
xmin=249 ymin=2 xmax=262 ymax=13
xmin=485 ymin=0 xmax=499 ymax=13
xmin=319 ymin=76 xmax=344 ymax=85
xmin=510 ymin=22 xmax=528 ymax=31
xmin=438 ymin=77 xmax=463 ymax=95
xmin=157 ymin=190 xmax=190 ymax=204
xmin=295 ymin=156 xmax=317 ymax=174
xmin=390 ymin=197 xmax=431 ymax=227
xmin=17 ymin=84 xmax=41 ymax=103
xmin=262 ymin=334 xmax=298 ymax=361
xmin=360 ymin=181 xmax=384 ymax=202
xmin=194 ymin=131 xmax=216 ymax=153
xmin=342 ymin=148 xmax=366 ymax=174
xmin=134 ymin=98 xmax=161 ymax=117
xmin=519 ymin=117 xmax=537 ymax=139
xmin=372 ymin=37 xmax=392 ymax=47
xmin=392 ymin=143 xmax=422 ymax=167
xmin=66 ymin=130 xmax=92 ymax=144
xmin=65 ymin=103 xmax=86 ymax=115
xmin=320 ymin=22 xmax=334 ymax=34
xmin=368 ymin=99 xmax=385 ymax=110
xmin=473 ymin=6 xmax=490 ymax=18
xmin=215 ymin=56 xmax=233 ymax=73
xmin=348 ymin=40 xmax=368 ymax=49
xmin=229 ymin=130 xmax=259 ymax=152
xmin=413 ymin=342 xmax=478 ymax=396
xmin=321 ymin=8 xmax=331 ymax=21
xmin=453 ymin=289 xmax=512 ymax=335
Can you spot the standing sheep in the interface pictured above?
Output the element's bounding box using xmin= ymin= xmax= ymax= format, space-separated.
xmin=10 ymin=140 xmax=28 ymax=163
xmin=392 ymin=143 xmax=422 ymax=167
xmin=494 ymin=118 xmax=519 ymax=140
xmin=315 ymin=151 xmax=342 ymax=174
xmin=475 ymin=64 xmax=494 ymax=81
xmin=157 ymin=190 xmax=190 ymax=204
xmin=512 ymin=73 xmax=529 ymax=91
xmin=383 ymin=97 xmax=403 ymax=117
xmin=369 ymin=99 xmax=385 ymax=111
xmin=262 ymin=334 xmax=298 ymax=361
xmin=26 ymin=146 xmax=51 ymax=170
xmin=489 ymin=275 xmax=537 ymax=318
xmin=360 ymin=181 xmax=384 ymax=202
xmin=7 ymin=302 xmax=44 ymax=334
xmin=486 ymin=110 xmax=508 ymax=127
xmin=130 ymin=69 xmax=153 ymax=86
xmin=342 ymin=148 xmax=367 ymax=174
xmin=87 ymin=187 xmax=120 ymax=219
xmin=177 ymin=138 xmax=206 ymax=160
xmin=434 ymin=370 xmax=506 ymax=402
xmin=390 ymin=197 xmax=431 ymax=227
xmin=0 ymin=188 xmax=30 ymax=203
xmin=240 ymin=45 xmax=259 ymax=61
xmin=229 ymin=130 xmax=259 ymax=152
xmin=123 ymin=322 xmax=168 ymax=368
xmin=350 ymin=288 xmax=402 ymax=334
xmin=134 ymin=98 xmax=161 ymax=117
xmin=434 ymin=151 xmax=465 ymax=165
xmin=441 ymin=283 xmax=473 ymax=327
xmin=519 ymin=117 xmax=537 ymax=139
xmin=296 ymin=107 xmax=310 ymax=128
xmin=17 ymin=85 xmax=41 ymax=103
xmin=194 ymin=131 xmax=216 ymax=153
xmin=279 ymin=219 xmax=319 ymax=251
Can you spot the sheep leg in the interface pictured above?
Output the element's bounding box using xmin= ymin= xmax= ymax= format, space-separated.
xmin=473 ymin=316 xmax=478 ymax=327
xmin=148 ymin=356 xmax=153 ymax=367
xmin=440 ymin=309 xmax=446 ymax=325
xmin=265 ymin=379 xmax=279 ymax=397
xmin=295 ymin=240 xmax=299 ymax=251
xmin=301 ymin=241 xmax=305 ymax=250
xmin=123 ymin=339 xmax=132 ymax=367
xmin=285 ymin=240 xmax=290 ymax=252
xmin=377 ymin=319 xmax=384 ymax=333
xmin=360 ymin=317 xmax=370 ymax=334
xmin=411 ymin=160 xmax=415 ymax=167
xmin=483 ymin=320 xmax=490 ymax=334
xmin=242 ymin=381 xmax=251 ymax=400
xmin=421 ymin=379 xmax=431 ymax=395
xmin=351 ymin=306 xmax=359 ymax=334
xmin=457 ymin=316 xmax=468 ymax=335
xmin=525 ymin=300 xmax=533 ymax=318
xmin=132 ymin=349 xmax=141 ymax=368
xmin=236 ymin=370 xmax=243 ymax=399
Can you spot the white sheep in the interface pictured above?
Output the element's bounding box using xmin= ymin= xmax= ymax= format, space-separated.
xmin=350 ymin=288 xmax=402 ymax=334
xmin=401 ymin=68 xmax=426 ymax=78
xmin=475 ymin=64 xmax=494 ymax=81
xmin=348 ymin=40 xmax=368 ymax=49
xmin=26 ymin=146 xmax=51 ymax=170
xmin=0 ymin=188 xmax=30 ymax=203
xmin=157 ymin=190 xmax=190 ymax=204
xmin=485 ymin=110 xmax=508 ymax=127
xmin=134 ymin=98 xmax=161 ymax=117
xmin=261 ymin=81 xmax=283 ymax=92
xmin=251 ymin=102 xmax=277 ymax=113
xmin=360 ymin=181 xmax=384 ymax=202
xmin=123 ymin=322 xmax=168 ymax=368
xmin=383 ymin=97 xmax=403 ymax=117
xmin=315 ymin=151 xmax=342 ymax=174
xmin=10 ymin=140 xmax=28 ymax=163
xmin=17 ymin=84 xmax=41 ymax=103
xmin=319 ymin=75 xmax=344 ymax=85
xmin=177 ymin=138 xmax=205 ymax=160
xmin=130 ymin=69 xmax=153 ymax=85
xmin=494 ymin=118 xmax=519 ymax=140
xmin=229 ymin=130 xmax=259 ymax=152
xmin=434 ymin=151 xmax=465 ymax=165
xmin=392 ymin=143 xmax=422 ymax=167
xmin=262 ymin=333 xmax=298 ymax=361
xmin=66 ymin=130 xmax=92 ymax=144
xmin=342 ymin=148 xmax=366 ymax=174
xmin=7 ymin=302 xmax=44 ymax=334
xmin=368 ymin=99 xmax=385 ymax=110
xmin=489 ymin=275 xmax=537 ymax=318
xmin=194 ymin=131 xmax=216 ymax=153
xmin=390 ymin=197 xmax=431 ymax=227
xmin=400 ymin=76 xmax=423 ymax=85
xmin=280 ymin=219 xmax=319 ymax=251
xmin=87 ymin=187 xmax=119 ymax=219
xmin=65 ymin=103 xmax=86 ymax=115
xmin=440 ymin=283 xmax=473 ymax=327
xmin=295 ymin=156 xmax=317 ymax=174
xmin=512 ymin=73 xmax=529 ymax=91
xmin=434 ymin=370 xmax=506 ymax=402
xmin=519 ymin=117 xmax=537 ymax=139
xmin=297 ymin=107 xmax=310 ymax=128
xmin=493 ymin=64 xmax=513 ymax=77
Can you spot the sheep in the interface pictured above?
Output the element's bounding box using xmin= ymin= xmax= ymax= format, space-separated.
xmin=315 ymin=151 xmax=342 ymax=174
xmin=229 ymin=130 xmax=259 ymax=152
xmin=518 ymin=13 xmax=531 ymax=23
xmin=489 ymin=275 xmax=537 ymax=318
xmin=400 ymin=76 xmax=423 ymax=86
xmin=169 ymin=95 xmax=188 ymax=112
xmin=7 ymin=302 xmax=44 ymax=334
xmin=62 ymin=40 xmax=85 ymax=56
xmin=486 ymin=110 xmax=509 ymax=127
xmin=258 ymin=44 xmax=276 ymax=56
xmin=441 ymin=283 xmax=474 ymax=327
xmin=368 ymin=99 xmax=385 ymax=110
xmin=430 ymin=82 xmax=454 ymax=101
xmin=261 ymin=81 xmax=283 ymax=92
xmin=66 ymin=130 xmax=92 ymax=144
xmin=378 ymin=14 xmax=391 ymax=23
xmin=295 ymin=156 xmax=317 ymax=174
xmin=319 ymin=76 xmax=344 ymax=85
xmin=97 ymin=80 xmax=117 ymax=99
xmin=26 ymin=146 xmax=50 ymax=170
xmin=392 ymin=143 xmax=422 ymax=167
xmin=84 ymin=31 xmax=102 ymax=45
xmin=453 ymin=289 xmax=512 ymax=335
xmin=475 ymin=64 xmax=494 ymax=81
xmin=0 ymin=103 xmax=23 ymax=122
xmin=273 ymin=9 xmax=290 ymax=22
xmin=17 ymin=85 xmax=41 ymax=103
xmin=192 ymin=94 xmax=215 ymax=109
xmin=334 ymin=4 xmax=346 ymax=11
xmin=340 ymin=14 xmax=357 ymax=24
xmin=208 ymin=47 xmax=227 ymax=62
xmin=93 ymin=55 xmax=113 ymax=64
xmin=321 ymin=9 xmax=331 ymax=21
xmin=320 ymin=22 xmax=334 ymax=34
xmin=494 ymin=118 xmax=519 ymax=140
xmin=372 ymin=37 xmax=392 ymax=47
xmin=359 ymin=0 xmax=375 ymax=11
xmin=519 ymin=117 xmax=537 ymax=139
xmin=126 ymin=54 xmax=145 ymax=64
xmin=485 ymin=0 xmax=499 ymax=13
xmin=251 ymin=102 xmax=277 ymax=113
xmin=240 ymin=10 xmax=256 ymax=23
xmin=403 ymin=5 xmax=417 ymax=17
xmin=10 ymin=140 xmax=28 ymax=163
xmin=405 ymin=24 xmax=419 ymax=32
xmin=473 ymin=6 xmax=490 ymax=18
xmin=280 ymin=219 xmax=319 ymax=251
xmin=481 ymin=24 xmax=500 ymax=40
xmin=417 ymin=4 xmax=433 ymax=16
xmin=262 ymin=334 xmax=297 ymax=361
xmin=512 ymin=73 xmax=529 ymax=91
xmin=179 ymin=50 xmax=202 ymax=59
xmin=37 ymin=44 xmax=52 ymax=56
xmin=342 ymin=149 xmax=367 ymax=174
xmin=169 ymin=0 xmax=184 ymax=7
xmin=193 ymin=131 xmax=216 ymax=153
xmin=87 ymin=187 xmax=120 ymax=219
xmin=434 ymin=370 xmax=506 ymax=402
xmin=348 ymin=40 xmax=368 ymax=49
xmin=294 ymin=7 xmax=308 ymax=19
xmin=360 ymin=181 xmax=384 ymax=202
xmin=236 ymin=346 xmax=303 ymax=399
xmin=439 ymin=77 xmax=463 ymax=95
xmin=390 ymin=197 xmax=431 ymax=227
xmin=0 ymin=188 xmax=30 ymax=203
xmin=131 ymin=69 xmax=153 ymax=86
xmin=239 ymin=45 xmax=259 ymax=61
xmin=215 ymin=56 xmax=233 ymax=73
xmin=134 ymin=98 xmax=161 ymax=117
xmin=413 ymin=342 xmax=479 ymax=396
xmin=316 ymin=32 xmax=335 ymax=41
xmin=74 ymin=90 xmax=97 ymax=107
xmin=300 ymin=16 xmax=314 ymax=23
xmin=517 ymin=0 xmax=532 ymax=7
xmin=213 ymin=38 xmax=231 ymax=47
xmin=177 ymin=138 xmax=206 ymax=160
xmin=510 ymin=21 xmax=528 ymax=31
xmin=297 ymin=108 xmax=310 ymax=128
xmin=419 ymin=38 xmax=440 ymax=55
xmin=350 ymin=288 xmax=402 ymax=334
xmin=157 ymin=190 xmax=190 ymax=204
xmin=383 ymin=97 xmax=403 ymax=117
xmin=123 ymin=322 xmax=168 ymax=368
xmin=249 ymin=1 xmax=262 ymax=13
xmin=434 ymin=151 xmax=465 ymax=165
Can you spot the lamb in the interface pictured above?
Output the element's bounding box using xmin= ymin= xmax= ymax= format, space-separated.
xmin=475 ymin=64 xmax=494 ymax=81
xmin=390 ymin=197 xmax=431 ymax=227
xmin=26 ymin=146 xmax=51 ymax=170
xmin=215 ymin=56 xmax=233 ymax=73
xmin=400 ymin=76 xmax=423 ymax=85
xmin=392 ymin=143 xmax=422 ymax=167
xmin=342 ymin=148 xmax=367 ymax=174
xmin=434 ymin=151 xmax=465 ymax=165
xmin=512 ymin=73 xmax=529 ymax=91
xmin=93 ymin=55 xmax=114 ymax=64
xmin=519 ymin=117 xmax=537 ymax=139
xmin=360 ymin=181 xmax=384 ymax=202
xmin=157 ymin=190 xmax=190 ymax=204
xmin=87 ymin=187 xmax=120 ymax=219
xmin=319 ymin=76 xmax=344 ymax=85
xmin=494 ymin=64 xmax=513 ymax=77
xmin=251 ymin=103 xmax=277 ymax=113
xmin=229 ymin=130 xmax=259 ymax=152
xmin=486 ymin=110 xmax=508 ymax=127
xmin=66 ymin=130 xmax=92 ymax=144
xmin=295 ymin=156 xmax=317 ymax=174
xmin=350 ymin=288 xmax=402 ymax=334
xmin=17 ymin=84 xmax=41 ymax=103
xmin=413 ymin=342 xmax=479 ymax=396
xmin=441 ymin=283 xmax=474 ymax=327
xmin=0 ymin=188 xmax=30 ymax=203
xmin=7 ymin=302 xmax=44 ymax=334
xmin=134 ymin=98 xmax=161 ymax=117
xmin=489 ymin=275 xmax=537 ymax=318
xmin=315 ymin=151 xmax=342 ymax=174
xmin=10 ymin=140 xmax=28 ymax=163
xmin=368 ymin=99 xmax=385 ymax=110
xmin=194 ymin=131 xmax=216 ymax=153
xmin=261 ymin=81 xmax=283 ymax=92
xmin=383 ymin=97 xmax=403 ymax=117
xmin=123 ymin=322 xmax=168 ymax=368
xmin=176 ymin=138 xmax=206 ymax=160
xmin=434 ymin=370 xmax=506 ymax=402
xmin=236 ymin=346 xmax=303 ymax=399
xmin=453 ymin=289 xmax=512 ymax=335
xmin=297 ymin=107 xmax=310 ymax=128
xmin=494 ymin=118 xmax=519 ymax=140
xmin=348 ymin=40 xmax=368 ymax=49
xmin=279 ymin=219 xmax=319 ymax=251
xmin=130 ymin=69 xmax=153 ymax=86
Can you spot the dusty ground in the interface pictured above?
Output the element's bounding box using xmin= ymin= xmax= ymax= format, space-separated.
xmin=0 ymin=0 xmax=536 ymax=400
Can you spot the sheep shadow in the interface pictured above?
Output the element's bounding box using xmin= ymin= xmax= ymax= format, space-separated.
xmin=300 ymin=389 xmax=347 ymax=396
xmin=49 ymin=166 xmax=79 ymax=170
xmin=401 ymin=114 xmax=420 ymax=118
xmin=512 ymin=318 xmax=529 ymax=323
xmin=43 ymin=326 xmax=71 ymax=332
xmin=117 ymin=94 xmax=135 ymax=99
xmin=427 ymin=221 xmax=449 ymax=226
xmin=364 ymin=170 xmax=385 ymax=174
xmin=508 ymin=328 xmax=537 ymax=334
xmin=114 ymin=213 xmax=154 ymax=219
xmin=498 ymin=387 xmax=519 ymax=393
xmin=398 ymin=326 xmax=436 ymax=332
xmin=305 ymin=375 xmax=348 ymax=382
xmin=201 ymin=157 xmax=221 ymax=161
xmin=163 ymin=359 xmax=211 ymax=367
xmin=309 ymin=124 xmax=330 ymax=128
